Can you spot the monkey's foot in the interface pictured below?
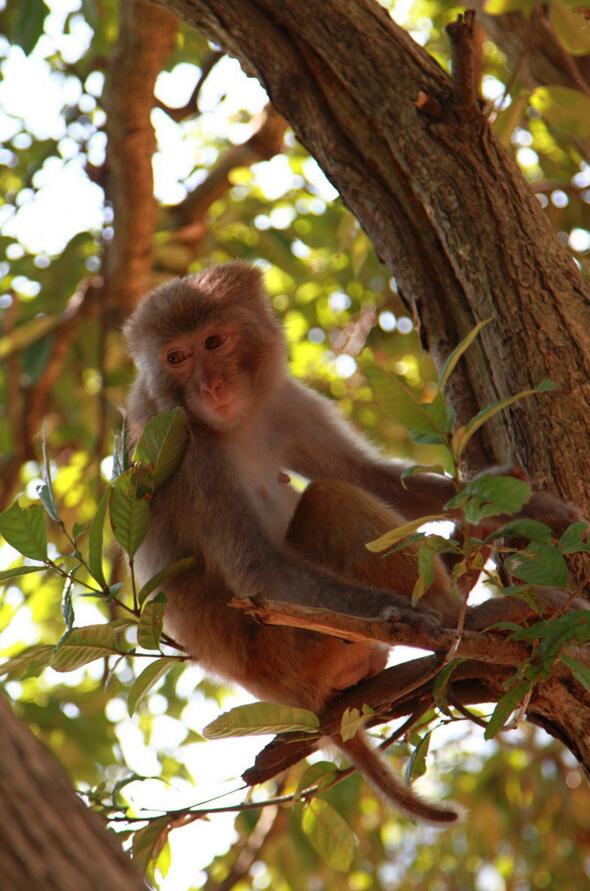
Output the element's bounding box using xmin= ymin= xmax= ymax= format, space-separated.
xmin=379 ymin=602 xmax=443 ymax=636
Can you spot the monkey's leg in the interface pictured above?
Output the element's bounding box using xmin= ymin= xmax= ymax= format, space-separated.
xmin=284 ymin=478 xmax=461 ymax=824
xmin=286 ymin=479 xmax=460 ymax=625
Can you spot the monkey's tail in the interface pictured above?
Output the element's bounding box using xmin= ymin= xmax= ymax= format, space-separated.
xmin=334 ymin=731 xmax=461 ymax=825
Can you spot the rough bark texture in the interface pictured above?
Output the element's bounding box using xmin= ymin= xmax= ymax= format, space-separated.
xmin=103 ymin=0 xmax=177 ymax=315
xmin=154 ymin=0 xmax=590 ymax=509
xmin=0 ymin=696 xmax=145 ymax=891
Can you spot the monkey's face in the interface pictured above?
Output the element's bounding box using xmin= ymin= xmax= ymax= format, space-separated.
xmin=161 ymin=322 xmax=257 ymax=428
xmin=125 ymin=263 xmax=286 ymax=430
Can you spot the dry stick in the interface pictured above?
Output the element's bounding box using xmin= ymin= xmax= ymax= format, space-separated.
xmin=156 ymin=50 xmax=223 ymax=121
xmin=446 ymin=9 xmax=480 ymax=110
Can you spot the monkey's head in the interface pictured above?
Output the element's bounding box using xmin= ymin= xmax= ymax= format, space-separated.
xmin=124 ymin=262 xmax=286 ymax=430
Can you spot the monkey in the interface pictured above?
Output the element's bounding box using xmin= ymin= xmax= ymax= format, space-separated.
xmin=123 ymin=261 xmax=582 ymax=825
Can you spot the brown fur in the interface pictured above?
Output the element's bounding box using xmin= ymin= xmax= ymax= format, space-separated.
xmin=124 ymin=262 xmax=581 ymax=825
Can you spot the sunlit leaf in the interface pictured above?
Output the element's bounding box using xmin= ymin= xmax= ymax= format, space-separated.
xmin=438 ymin=319 xmax=491 ymax=392
xmin=484 ymin=681 xmax=531 ymax=739
xmin=296 ymin=761 xmax=339 ymax=796
xmin=203 ymin=702 xmax=320 ymax=738
xmin=109 ymin=484 xmax=151 ymax=558
xmin=37 ymin=429 xmax=59 ymax=522
xmin=128 ymin=657 xmax=176 ymax=715
xmin=550 ymin=0 xmax=590 ymax=55
xmin=301 ymin=798 xmax=357 ymax=872
xmin=530 ymin=86 xmax=590 ymax=139
xmin=88 ymin=489 xmax=110 ymax=587
xmin=131 ymin=816 xmax=171 ymax=874
xmin=50 ymin=624 xmax=122 ymax=671
xmin=0 ymin=502 xmax=47 ymax=561
xmin=0 ymin=564 xmax=47 ymax=583
xmin=132 ymin=407 xmax=187 ymax=488
xmin=0 ymin=645 xmax=54 ymax=678
xmin=339 ymin=706 xmax=372 ymax=742
xmin=138 ymin=556 xmax=200 ymax=606
xmin=366 ymin=515 xmax=448 ymax=553
xmin=406 ymin=731 xmax=431 ymax=781
xmin=365 ymin=367 xmax=445 ymax=438
xmin=137 ymin=594 xmax=166 ymax=651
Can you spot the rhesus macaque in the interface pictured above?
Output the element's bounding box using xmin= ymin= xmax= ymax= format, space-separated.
xmin=124 ymin=262 xmax=580 ymax=825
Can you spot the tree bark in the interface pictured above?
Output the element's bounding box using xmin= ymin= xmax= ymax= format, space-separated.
xmin=153 ymin=0 xmax=590 ymax=509
xmin=0 ymin=696 xmax=145 ymax=891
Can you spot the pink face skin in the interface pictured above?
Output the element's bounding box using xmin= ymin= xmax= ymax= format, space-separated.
xmin=161 ymin=324 xmax=249 ymax=429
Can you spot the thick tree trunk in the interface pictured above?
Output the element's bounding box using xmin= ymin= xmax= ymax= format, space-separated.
xmin=154 ymin=0 xmax=590 ymax=509
xmin=0 ymin=697 xmax=145 ymax=891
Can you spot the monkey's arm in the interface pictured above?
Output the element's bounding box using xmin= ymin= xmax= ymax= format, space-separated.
xmin=165 ymin=429 xmax=439 ymax=629
xmin=277 ymin=380 xmax=582 ymax=532
xmin=277 ymin=380 xmax=453 ymax=517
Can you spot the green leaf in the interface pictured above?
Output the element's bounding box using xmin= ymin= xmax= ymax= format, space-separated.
xmin=530 ymin=86 xmax=590 ymax=139
xmin=550 ymin=0 xmax=590 ymax=55
xmin=506 ymin=543 xmax=569 ymax=588
xmin=0 ymin=502 xmax=47 ymax=561
xmin=485 ymin=0 xmax=535 ymax=13
xmin=37 ymin=429 xmax=59 ymax=521
xmin=296 ymin=761 xmax=339 ymax=796
xmin=453 ymin=384 xmax=553 ymax=459
xmin=88 ymin=489 xmax=110 ymax=587
xmin=561 ymin=654 xmax=590 ymax=691
xmin=128 ymin=657 xmax=175 ymax=715
xmin=433 ymin=658 xmax=466 ymax=715
xmin=203 ymin=702 xmax=320 ymax=739
xmin=488 ymin=519 xmax=552 ymax=544
xmin=559 ymin=522 xmax=590 ymax=554
xmin=0 ymin=564 xmax=47 ymax=583
xmin=109 ymin=484 xmax=151 ymax=558
xmin=484 ymin=681 xmax=531 ymax=739
xmin=412 ymin=542 xmax=437 ymax=604
xmin=11 ymin=0 xmax=48 ymax=54
xmin=112 ymin=423 xmax=130 ymax=479
xmin=50 ymin=624 xmax=122 ymax=672
xmin=301 ymin=799 xmax=357 ymax=872
xmin=138 ymin=556 xmax=199 ymax=606
xmin=406 ymin=731 xmax=431 ymax=781
xmin=446 ymin=475 xmax=532 ymax=523
xmin=61 ymin=578 xmax=75 ymax=638
xmin=137 ymin=595 xmax=166 ymax=651
xmin=0 ymin=645 xmax=54 ymax=679
xmin=132 ymin=407 xmax=187 ymax=488
xmin=131 ymin=816 xmax=171 ymax=874
xmin=365 ymin=367 xmax=445 ymax=438
xmin=438 ymin=319 xmax=491 ymax=392
xmin=340 ymin=706 xmax=372 ymax=742
xmin=366 ymin=514 xmax=448 ymax=553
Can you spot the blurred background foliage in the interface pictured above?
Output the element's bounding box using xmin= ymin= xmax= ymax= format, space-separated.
xmin=1 ymin=0 xmax=590 ymax=888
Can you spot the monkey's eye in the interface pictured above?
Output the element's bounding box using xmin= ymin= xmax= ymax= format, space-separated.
xmin=204 ymin=334 xmax=227 ymax=351
xmin=166 ymin=349 xmax=189 ymax=366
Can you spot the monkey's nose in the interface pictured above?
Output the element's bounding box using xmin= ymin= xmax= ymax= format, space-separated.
xmin=202 ymin=380 xmax=222 ymax=399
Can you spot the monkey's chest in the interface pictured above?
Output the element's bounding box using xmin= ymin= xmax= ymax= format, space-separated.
xmin=229 ymin=446 xmax=300 ymax=543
